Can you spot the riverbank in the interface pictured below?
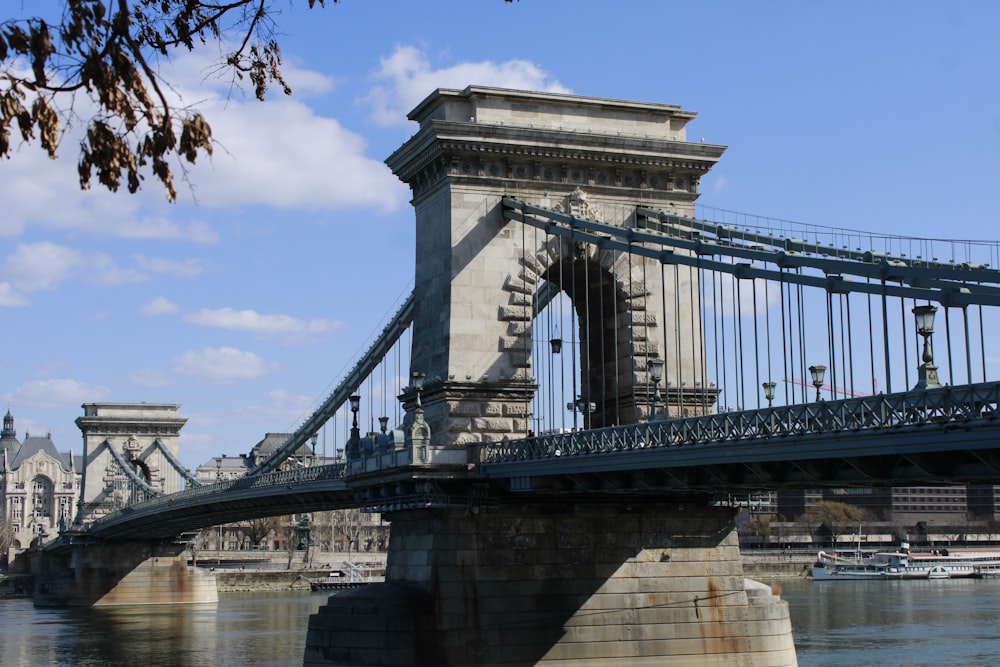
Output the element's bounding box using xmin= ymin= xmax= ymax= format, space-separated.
xmin=213 ymin=569 xmax=331 ymax=592
xmin=2 ymin=552 xmax=808 ymax=598
xmin=741 ymin=550 xmax=815 ymax=580
xmin=213 ymin=552 xmax=814 ymax=592
xmin=212 ymin=564 xmax=385 ymax=593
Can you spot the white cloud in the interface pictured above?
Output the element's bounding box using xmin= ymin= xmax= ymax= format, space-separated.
xmin=360 ymin=45 xmax=571 ymax=127
xmin=181 ymin=98 xmax=405 ymax=212
xmin=0 ymin=144 xmax=219 ymax=242
xmin=0 ymin=242 xmax=145 ymax=299
xmin=172 ymin=346 xmax=272 ymax=380
xmin=0 ymin=46 xmax=405 ymax=244
xmin=13 ymin=378 xmax=112 ymax=409
xmin=87 ymin=252 xmax=146 ymax=286
xmin=141 ymin=296 xmax=181 ymax=316
xmin=149 ymin=46 xmax=406 ymax=212
xmin=134 ymin=255 xmax=206 ymax=279
xmin=2 ymin=242 xmax=84 ymax=292
xmin=112 ymin=215 xmax=220 ymax=244
xmin=0 ymin=282 xmax=28 ymax=307
xmin=184 ymin=307 xmax=341 ymax=342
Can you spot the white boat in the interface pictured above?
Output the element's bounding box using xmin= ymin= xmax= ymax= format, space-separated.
xmin=811 ymin=542 xmax=1000 ymax=580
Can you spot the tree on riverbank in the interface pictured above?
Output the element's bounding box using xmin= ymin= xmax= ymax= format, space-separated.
xmin=237 ymin=517 xmax=280 ymax=550
xmin=804 ymin=501 xmax=868 ymax=548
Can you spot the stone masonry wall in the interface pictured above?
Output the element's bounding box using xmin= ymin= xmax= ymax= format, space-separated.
xmin=382 ymin=503 xmax=796 ymax=666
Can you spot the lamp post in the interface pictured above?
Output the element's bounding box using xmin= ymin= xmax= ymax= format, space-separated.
xmin=808 ymin=365 xmax=826 ymax=402
xmin=349 ymin=394 xmax=360 ymax=431
xmin=411 ymin=372 xmax=425 ymax=410
xmin=378 ymin=416 xmax=389 ymax=434
xmin=406 ymin=371 xmax=430 ymax=463
xmin=912 ymin=304 xmax=941 ymax=389
xmin=647 ymin=358 xmax=665 ymax=420
xmin=762 ymin=381 xmax=776 ymax=408
xmin=347 ymin=394 xmax=361 ymax=459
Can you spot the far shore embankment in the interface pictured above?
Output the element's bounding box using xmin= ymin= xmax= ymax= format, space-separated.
xmin=740 ymin=550 xmax=816 ymax=580
xmin=205 ymin=549 xmax=815 ymax=593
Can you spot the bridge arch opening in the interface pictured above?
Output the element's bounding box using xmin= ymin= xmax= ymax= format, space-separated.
xmin=526 ymin=223 xmax=688 ymax=432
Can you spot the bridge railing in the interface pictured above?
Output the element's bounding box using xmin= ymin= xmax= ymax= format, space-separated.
xmin=85 ymin=463 xmax=348 ymax=530
xmin=483 ymin=382 xmax=1000 ymax=463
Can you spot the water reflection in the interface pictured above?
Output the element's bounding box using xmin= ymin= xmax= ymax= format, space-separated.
xmin=0 ymin=592 xmax=331 ymax=667
xmin=781 ymin=578 xmax=1000 ymax=667
xmin=5 ymin=581 xmax=1000 ymax=666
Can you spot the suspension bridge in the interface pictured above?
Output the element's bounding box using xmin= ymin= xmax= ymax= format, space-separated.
xmin=36 ymin=87 xmax=1000 ymax=667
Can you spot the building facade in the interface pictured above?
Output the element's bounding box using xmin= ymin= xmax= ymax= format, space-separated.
xmin=776 ymin=485 xmax=996 ymax=524
xmin=1 ymin=410 xmax=81 ymax=558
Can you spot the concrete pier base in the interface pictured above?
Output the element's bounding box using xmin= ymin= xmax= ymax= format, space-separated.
xmin=33 ymin=541 xmax=217 ymax=607
xmin=305 ymin=501 xmax=797 ymax=666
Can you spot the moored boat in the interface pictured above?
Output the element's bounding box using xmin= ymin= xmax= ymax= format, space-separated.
xmin=811 ymin=542 xmax=1000 ymax=580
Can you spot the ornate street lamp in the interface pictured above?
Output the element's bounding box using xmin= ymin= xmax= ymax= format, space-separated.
xmin=346 ymin=394 xmax=361 ymax=459
xmin=647 ymin=358 xmax=665 ymax=420
xmin=912 ymin=304 xmax=941 ymax=389
xmin=378 ymin=416 xmax=389 ymax=434
xmin=349 ymin=394 xmax=361 ymax=429
xmin=762 ymin=381 xmax=776 ymax=408
xmin=808 ymin=365 xmax=826 ymax=402
xmin=549 ymin=336 xmax=563 ymax=354
xmin=411 ymin=371 xmax=425 ymax=410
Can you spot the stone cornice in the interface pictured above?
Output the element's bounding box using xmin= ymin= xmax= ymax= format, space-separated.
xmin=75 ymin=417 xmax=187 ymax=436
xmin=408 ymin=86 xmax=697 ymax=125
xmin=388 ymin=120 xmax=724 ymax=187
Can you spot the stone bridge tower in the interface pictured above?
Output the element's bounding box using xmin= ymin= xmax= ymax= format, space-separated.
xmin=75 ymin=403 xmax=187 ymax=525
xmin=307 ymin=89 xmax=796 ymax=667
xmin=386 ymin=86 xmax=725 ymax=450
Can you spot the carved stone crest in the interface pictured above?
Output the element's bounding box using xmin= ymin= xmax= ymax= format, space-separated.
xmin=553 ymin=187 xmax=602 ymax=221
xmin=123 ymin=435 xmax=142 ymax=461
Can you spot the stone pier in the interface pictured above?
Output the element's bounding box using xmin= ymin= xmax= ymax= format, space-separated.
xmin=305 ymin=501 xmax=796 ymax=666
xmin=32 ymin=540 xmax=217 ymax=607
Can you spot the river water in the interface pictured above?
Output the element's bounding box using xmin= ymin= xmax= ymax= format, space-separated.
xmin=2 ymin=579 xmax=1000 ymax=666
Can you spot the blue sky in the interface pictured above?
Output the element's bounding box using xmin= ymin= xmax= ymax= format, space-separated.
xmin=2 ymin=1 xmax=999 ymax=468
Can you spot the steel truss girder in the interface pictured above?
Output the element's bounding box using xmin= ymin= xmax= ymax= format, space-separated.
xmin=86 ymin=463 xmax=350 ymax=539
xmin=482 ymin=382 xmax=1000 ymax=492
xmin=501 ymin=197 xmax=1000 ymax=307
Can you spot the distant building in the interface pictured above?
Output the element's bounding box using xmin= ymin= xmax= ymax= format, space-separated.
xmin=193 ymin=433 xmax=386 ymax=554
xmin=194 ymin=432 xmax=320 ymax=483
xmin=776 ymin=485 xmax=997 ymax=524
xmin=1 ymin=409 xmax=19 ymax=456
xmin=1 ymin=410 xmax=81 ymax=558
